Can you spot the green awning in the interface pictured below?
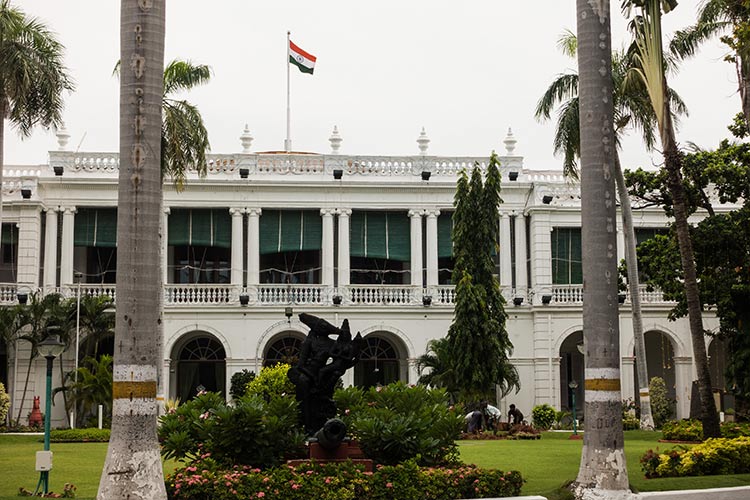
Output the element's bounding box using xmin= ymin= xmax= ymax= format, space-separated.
xmin=438 ymin=212 xmax=453 ymax=258
xmin=74 ymin=208 xmax=118 ymax=247
xmin=169 ymin=209 xmax=231 ymax=248
xmin=350 ymin=211 xmax=410 ymax=262
xmin=551 ymin=227 xmax=582 ymax=284
xmin=259 ymin=210 xmax=322 ymax=255
xmin=1 ymin=224 xmax=18 ymax=245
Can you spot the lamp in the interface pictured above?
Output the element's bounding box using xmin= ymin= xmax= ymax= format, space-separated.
xmin=618 ymin=293 xmax=626 ymax=304
xmin=508 ymin=171 xmax=519 ymax=181
xmin=17 ymin=293 xmax=28 ymax=305
xmin=53 ymin=165 xmax=64 ymax=176
xmin=239 ymin=293 xmax=249 ymax=306
xmin=422 ymin=295 xmax=432 ymax=306
xmin=333 ymin=169 xmax=343 ymax=180
xmin=542 ymin=195 xmax=553 ymax=205
xmin=541 ymin=294 xmax=552 ymax=305
xmin=512 ymin=297 xmax=524 ymax=306
xmin=284 ymin=307 xmax=294 ymax=319
xmin=239 ymin=167 xmax=249 ymax=179
xmin=36 ymin=329 xmax=65 ymax=495
xmin=569 ymin=379 xmax=579 ymax=437
xmin=21 ymin=188 xmax=32 ymax=199
xmin=421 ymin=171 xmax=431 ymax=181
xmin=332 ymin=295 xmax=342 ymax=305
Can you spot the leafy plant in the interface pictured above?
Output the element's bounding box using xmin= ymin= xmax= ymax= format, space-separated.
xmin=662 ymin=419 xmax=704 ymax=442
xmin=0 ymin=382 xmax=10 ymax=425
xmin=649 ymin=376 xmax=675 ymax=428
xmin=641 ymin=436 xmax=750 ymax=478
xmin=531 ymin=404 xmax=555 ymax=430
xmin=229 ymin=369 xmax=255 ymax=401
xmin=246 ymin=363 xmax=294 ymax=402
xmin=49 ymin=428 xmax=110 ymax=442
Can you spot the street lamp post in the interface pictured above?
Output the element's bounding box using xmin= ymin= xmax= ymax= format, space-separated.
xmin=569 ymin=379 xmax=580 ymax=439
xmin=73 ymin=271 xmax=83 ymax=429
xmin=35 ymin=330 xmax=65 ymax=495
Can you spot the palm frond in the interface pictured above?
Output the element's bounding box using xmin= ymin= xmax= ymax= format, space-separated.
xmin=534 ymin=73 xmax=579 ymax=121
xmin=161 ymin=99 xmax=210 ymax=190
xmin=557 ymin=29 xmax=578 ymax=58
xmin=163 ymin=60 xmax=212 ymax=96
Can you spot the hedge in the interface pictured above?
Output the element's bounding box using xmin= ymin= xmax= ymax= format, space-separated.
xmin=641 ymin=436 xmax=750 ymax=478
xmin=48 ymin=428 xmax=110 ymax=442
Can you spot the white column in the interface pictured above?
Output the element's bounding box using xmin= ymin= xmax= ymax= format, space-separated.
xmin=43 ymin=207 xmax=59 ymax=291
xmin=514 ymin=212 xmax=528 ymax=298
xmin=616 ymin=221 xmax=626 ymax=269
xmin=337 ymin=209 xmax=351 ymax=287
xmin=246 ymin=208 xmax=262 ymax=286
xmin=162 ymin=207 xmax=170 ymax=284
xmin=60 ymin=206 xmax=76 ymax=286
xmin=425 ymin=210 xmax=439 ymax=287
xmin=621 ymin=356 xmax=636 ymax=403
xmin=230 ymin=208 xmax=244 ymax=286
xmin=409 ymin=210 xmax=423 ymax=287
xmin=17 ymin=207 xmax=42 ymax=290
xmin=674 ymin=356 xmax=693 ymax=419
xmin=500 ymin=212 xmax=513 ymax=294
xmin=320 ymin=209 xmax=335 ymax=287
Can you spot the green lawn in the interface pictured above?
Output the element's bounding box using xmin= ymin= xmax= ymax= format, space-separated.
xmin=1 ymin=431 xmax=749 ymax=499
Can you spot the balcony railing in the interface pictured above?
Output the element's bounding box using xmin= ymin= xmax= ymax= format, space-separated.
xmin=0 ymin=283 xmax=18 ymax=304
xmin=164 ymin=284 xmax=234 ymax=305
xmin=347 ymin=285 xmax=419 ymax=305
xmin=256 ymin=284 xmax=327 ymax=305
xmin=551 ymin=284 xmax=669 ymax=305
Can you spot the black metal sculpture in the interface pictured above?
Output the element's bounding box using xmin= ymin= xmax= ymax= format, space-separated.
xmin=287 ymin=313 xmax=363 ymax=434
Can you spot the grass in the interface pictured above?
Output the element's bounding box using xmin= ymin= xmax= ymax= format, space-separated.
xmin=1 ymin=430 xmax=749 ymax=499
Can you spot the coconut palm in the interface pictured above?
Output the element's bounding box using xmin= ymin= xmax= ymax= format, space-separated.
xmin=416 ymin=338 xmax=460 ymax=402
xmin=74 ymin=294 xmax=115 ymax=359
xmin=0 ymin=305 xmax=22 ymax=424
xmin=622 ymin=0 xmax=722 ymax=438
xmin=670 ymin=1 xmax=750 ymax=128
xmin=574 ymin=0 xmax=630 ymax=493
xmin=62 ymin=355 xmax=113 ymax=428
xmin=535 ymin=30 xmax=686 ymax=430
xmin=98 ymin=1 xmax=167 ymax=498
xmin=0 ymin=0 xmax=73 ymax=250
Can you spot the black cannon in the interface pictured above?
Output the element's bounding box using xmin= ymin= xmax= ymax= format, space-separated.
xmin=310 ymin=418 xmax=347 ymax=451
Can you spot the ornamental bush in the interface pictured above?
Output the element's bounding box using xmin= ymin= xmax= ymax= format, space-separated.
xmin=531 ymin=404 xmax=555 ymax=430
xmin=334 ymin=382 xmax=464 ymax=466
xmin=641 ymin=436 xmax=750 ymax=478
xmin=165 ymin=457 xmax=524 ymax=500
xmin=662 ymin=419 xmax=704 ymax=442
xmin=0 ymin=382 xmax=9 ymax=425
xmin=649 ymin=377 xmax=674 ymax=428
xmin=246 ymin=363 xmax=295 ymax=402
xmin=49 ymin=428 xmax=110 ymax=442
xmin=229 ymin=369 xmax=255 ymax=401
xmin=158 ymin=391 xmax=305 ymax=469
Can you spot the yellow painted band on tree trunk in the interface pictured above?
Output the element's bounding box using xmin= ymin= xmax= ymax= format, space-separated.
xmin=112 ymin=380 xmax=157 ymax=399
xmin=585 ymin=378 xmax=621 ymax=391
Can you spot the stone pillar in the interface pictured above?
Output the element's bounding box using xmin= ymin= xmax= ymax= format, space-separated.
xmin=514 ymin=212 xmax=528 ymax=299
xmin=43 ymin=207 xmax=59 ymax=291
xmin=246 ymin=208 xmax=262 ymax=286
xmin=425 ymin=210 xmax=439 ymax=287
xmin=409 ymin=210 xmax=423 ymax=287
xmin=337 ymin=209 xmax=351 ymax=287
xmin=59 ymin=206 xmax=76 ymax=286
xmin=320 ymin=209 xmax=335 ymax=287
xmin=17 ymin=207 xmax=42 ymax=290
xmin=621 ymin=356 xmax=636 ymax=403
xmin=162 ymin=208 xmax=170 ymax=284
xmin=500 ymin=212 xmax=513 ymax=296
xmin=230 ymin=208 xmax=244 ymax=286
xmin=529 ymin=211 xmax=553 ymax=304
xmin=674 ymin=356 xmax=693 ymax=419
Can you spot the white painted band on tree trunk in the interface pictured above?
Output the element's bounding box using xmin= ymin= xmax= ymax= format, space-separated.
xmin=113 ymin=364 xmax=158 ymax=381
xmin=585 ymin=367 xmax=620 ymax=379
xmin=584 ymin=390 xmax=621 ymax=402
xmin=112 ymin=398 xmax=158 ymax=416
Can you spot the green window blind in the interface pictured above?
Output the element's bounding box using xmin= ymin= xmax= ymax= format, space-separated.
xmin=350 ymin=211 xmax=410 ymax=262
xmin=437 ymin=212 xmax=453 ymax=258
xmin=74 ymin=208 xmax=118 ymax=247
xmin=1 ymin=224 xmax=18 ymax=245
xmin=635 ymin=227 xmax=668 ymax=246
xmin=259 ymin=210 xmax=322 ymax=255
xmin=551 ymin=227 xmax=582 ymax=284
xmin=168 ymin=209 xmax=231 ymax=248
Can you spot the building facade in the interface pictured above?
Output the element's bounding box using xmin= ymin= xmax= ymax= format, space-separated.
xmin=0 ymin=127 xmax=732 ymax=427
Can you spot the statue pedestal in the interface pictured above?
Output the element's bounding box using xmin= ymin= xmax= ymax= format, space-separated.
xmin=287 ymin=440 xmax=374 ymax=472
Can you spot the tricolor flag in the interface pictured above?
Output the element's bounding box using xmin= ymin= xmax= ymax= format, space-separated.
xmin=289 ymin=40 xmax=316 ymax=75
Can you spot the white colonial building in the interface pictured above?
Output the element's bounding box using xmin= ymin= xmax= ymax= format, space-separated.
xmin=0 ymin=126 xmax=732 ymax=428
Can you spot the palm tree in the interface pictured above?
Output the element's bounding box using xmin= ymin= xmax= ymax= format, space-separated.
xmin=622 ymin=0 xmax=722 ymax=438
xmin=0 ymin=305 xmax=22 ymax=425
xmin=574 ymin=0 xmax=630 ymax=494
xmin=98 ymin=1 xmax=167 ymax=498
xmin=62 ymin=355 xmax=113 ymax=427
xmin=670 ymin=1 xmax=750 ymax=129
xmin=416 ymin=338 xmax=460 ymax=402
xmin=74 ymin=294 xmax=115 ymax=359
xmin=535 ymin=30 xmax=687 ymax=431
xmin=0 ymin=0 xmax=73 ymax=251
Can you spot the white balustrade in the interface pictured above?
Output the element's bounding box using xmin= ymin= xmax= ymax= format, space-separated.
xmin=0 ymin=283 xmax=18 ymax=304
xmin=256 ymin=284 xmax=326 ymax=305
xmin=431 ymin=285 xmax=456 ymax=305
xmin=164 ymin=284 xmax=234 ymax=305
xmin=257 ymin=155 xmax=325 ymax=175
xmin=346 ymin=285 xmax=418 ymax=305
xmin=552 ymin=285 xmax=585 ymax=304
xmin=635 ymin=285 xmax=668 ymax=304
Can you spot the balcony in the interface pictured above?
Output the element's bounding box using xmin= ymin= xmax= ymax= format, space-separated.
xmin=550 ymin=284 xmax=670 ymax=305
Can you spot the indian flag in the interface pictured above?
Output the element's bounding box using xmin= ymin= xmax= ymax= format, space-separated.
xmin=289 ymin=40 xmax=316 ymax=75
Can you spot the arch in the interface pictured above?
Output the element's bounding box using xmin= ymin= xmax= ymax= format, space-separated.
xmin=554 ymin=324 xmax=584 ymax=355
xmin=558 ymin=330 xmax=584 ymax=416
xmin=354 ymin=330 xmax=410 ymax=388
xmin=263 ymin=331 xmax=306 ymax=367
xmin=166 ymin=324 xmax=232 ymax=361
xmin=707 ymin=336 xmax=733 ymax=411
xmin=169 ymin=330 xmax=227 ymax=402
xmin=633 ymin=330 xmax=677 ymax=403
xmin=358 ymin=324 xmax=414 ymax=360
xmin=256 ymin=319 xmax=309 ymax=364
xmin=626 ymin=323 xmax=685 ymax=359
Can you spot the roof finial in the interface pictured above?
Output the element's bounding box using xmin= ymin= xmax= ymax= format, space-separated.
xmin=56 ymin=123 xmax=70 ymax=151
xmin=503 ymin=127 xmax=517 ymax=155
xmin=329 ymin=125 xmax=342 ymax=154
xmin=239 ymin=124 xmax=254 ymax=153
xmin=417 ymin=127 xmax=430 ymax=156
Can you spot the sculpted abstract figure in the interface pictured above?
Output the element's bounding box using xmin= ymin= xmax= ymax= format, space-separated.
xmin=287 ymin=313 xmax=363 ymax=433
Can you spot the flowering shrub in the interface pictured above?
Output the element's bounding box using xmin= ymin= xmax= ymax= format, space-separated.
xmin=720 ymin=422 xmax=750 ymax=439
xmin=661 ymin=420 xmax=704 ymax=442
xmin=246 ymin=363 xmax=294 ymax=402
xmin=640 ymin=436 xmax=750 ymax=478
xmin=165 ymin=458 xmax=524 ymax=499
xmin=0 ymin=382 xmax=10 ymax=424
xmin=531 ymin=404 xmax=555 ymax=430
xmin=622 ymin=414 xmax=640 ymax=430
xmin=334 ymin=382 xmax=464 ymax=466
xmin=158 ymin=391 xmax=305 ymax=468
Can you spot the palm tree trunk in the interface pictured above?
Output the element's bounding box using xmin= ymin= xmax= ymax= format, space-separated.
xmin=659 ymin=85 xmax=721 ymax=438
xmin=15 ymin=354 xmax=34 ymax=427
xmin=97 ymin=1 xmax=166 ymax=498
xmin=575 ymin=1 xmax=630 ymax=495
xmin=614 ymin=154 xmax=654 ymax=430
xmin=58 ymin=351 xmax=70 ymax=427
xmin=0 ymin=97 xmax=5 ymax=268
xmin=738 ymin=56 xmax=750 ymax=131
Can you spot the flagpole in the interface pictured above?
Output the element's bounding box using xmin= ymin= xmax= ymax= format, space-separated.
xmin=285 ymin=30 xmax=291 ymax=152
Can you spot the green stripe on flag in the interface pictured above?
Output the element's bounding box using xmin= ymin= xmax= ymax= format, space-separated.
xmin=289 ymin=56 xmax=314 ymax=74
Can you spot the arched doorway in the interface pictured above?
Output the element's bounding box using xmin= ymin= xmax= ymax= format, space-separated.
xmin=263 ymin=334 xmax=304 ymax=367
xmin=559 ymin=331 xmax=584 ymax=416
xmin=354 ymin=335 xmax=405 ymax=389
xmin=173 ymin=334 xmax=226 ymax=402
xmin=708 ymin=337 xmax=733 ymax=411
xmin=634 ymin=330 xmax=676 ymax=402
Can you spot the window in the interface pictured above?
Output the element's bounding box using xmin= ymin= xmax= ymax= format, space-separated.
xmin=354 ymin=337 xmax=400 ymax=388
xmin=350 ymin=211 xmax=410 ymax=285
xmin=437 ymin=212 xmax=455 ymax=284
xmin=264 ymin=336 xmax=303 ymax=367
xmin=0 ymin=224 xmax=18 ymax=282
xmin=74 ymin=208 xmax=118 ymax=283
xmin=551 ymin=228 xmax=582 ymax=284
xmin=260 ymin=210 xmax=321 ymax=284
xmin=169 ymin=209 xmax=232 ymax=284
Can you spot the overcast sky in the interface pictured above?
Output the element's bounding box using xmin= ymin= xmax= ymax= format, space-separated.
xmin=4 ymin=1 xmax=739 ymax=172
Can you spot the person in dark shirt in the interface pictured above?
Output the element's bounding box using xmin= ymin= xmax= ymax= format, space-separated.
xmin=508 ymin=404 xmax=524 ymax=425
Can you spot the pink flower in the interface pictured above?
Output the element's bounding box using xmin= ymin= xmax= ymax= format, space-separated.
xmin=257 ymin=493 xmax=265 ymax=498
xmin=386 ymin=482 xmax=393 ymax=488
xmin=292 ymin=484 xmax=300 ymax=490
xmin=345 ymin=409 xmax=351 ymax=415
xmin=263 ymin=477 xmax=270 ymax=483
xmin=325 ymin=478 xmax=331 ymax=484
